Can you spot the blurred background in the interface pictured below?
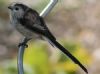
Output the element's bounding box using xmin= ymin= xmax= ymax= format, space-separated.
xmin=0 ymin=0 xmax=100 ymax=74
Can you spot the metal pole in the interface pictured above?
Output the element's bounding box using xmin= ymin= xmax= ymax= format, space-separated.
xmin=40 ymin=0 xmax=58 ymax=17
xmin=17 ymin=37 xmax=29 ymax=74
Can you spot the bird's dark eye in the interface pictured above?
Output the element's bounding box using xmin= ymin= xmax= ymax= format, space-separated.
xmin=15 ymin=7 xmax=19 ymax=10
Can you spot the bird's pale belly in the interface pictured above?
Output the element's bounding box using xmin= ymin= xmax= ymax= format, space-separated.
xmin=15 ymin=23 xmax=41 ymax=39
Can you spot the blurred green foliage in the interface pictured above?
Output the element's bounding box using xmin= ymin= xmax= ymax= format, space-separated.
xmin=24 ymin=41 xmax=50 ymax=74
xmin=0 ymin=40 xmax=91 ymax=74
xmin=0 ymin=0 xmax=6 ymax=6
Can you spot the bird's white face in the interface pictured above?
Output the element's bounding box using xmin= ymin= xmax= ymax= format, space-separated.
xmin=8 ymin=3 xmax=25 ymax=19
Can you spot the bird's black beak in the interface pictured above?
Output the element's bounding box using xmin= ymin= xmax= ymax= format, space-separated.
xmin=8 ymin=6 xmax=13 ymax=10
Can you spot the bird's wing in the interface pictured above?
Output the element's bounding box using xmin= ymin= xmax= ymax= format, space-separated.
xmin=20 ymin=9 xmax=56 ymax=40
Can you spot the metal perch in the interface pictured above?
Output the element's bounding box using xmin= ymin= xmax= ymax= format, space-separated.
xmin=40 ymin=0 xmax=58 ymax=17
xmin=17 ymin=37 xmax=29 ymax=74
xmin=17 ymin=0 xmax=58 ymax=74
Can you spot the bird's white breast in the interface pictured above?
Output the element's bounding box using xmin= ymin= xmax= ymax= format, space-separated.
xmin=11 ymin=21 xmax=41 ymax=39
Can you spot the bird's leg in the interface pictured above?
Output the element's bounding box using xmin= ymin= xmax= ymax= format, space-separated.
xmin=18 ymin=38 xmax=31 ymax=48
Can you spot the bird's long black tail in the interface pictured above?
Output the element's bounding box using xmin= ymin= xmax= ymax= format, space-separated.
xmin=48 ymin=38 xmax=88 ymax=73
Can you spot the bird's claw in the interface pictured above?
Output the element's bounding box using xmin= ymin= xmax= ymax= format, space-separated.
xmin=18 ymin=42 xmax=28 ymax=48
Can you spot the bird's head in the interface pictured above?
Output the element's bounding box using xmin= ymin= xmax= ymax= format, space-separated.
xmin=8 ymin=3 xmax=28 ymax=19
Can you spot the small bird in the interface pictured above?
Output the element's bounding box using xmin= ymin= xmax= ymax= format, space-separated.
xmin=8 ymin=3 xmax=88 ymax=73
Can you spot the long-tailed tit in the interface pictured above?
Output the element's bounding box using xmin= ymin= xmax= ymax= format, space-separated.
xmin=8 ymin=3 xmax=88 ymax=73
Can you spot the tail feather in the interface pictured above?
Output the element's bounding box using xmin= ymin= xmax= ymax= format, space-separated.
xmin=44 ymin=37 xmax=55 ymax=47
xmin=49 ymin=39 xmax=88 ymax=73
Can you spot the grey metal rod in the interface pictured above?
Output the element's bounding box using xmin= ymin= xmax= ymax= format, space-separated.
xmin=40 ymin=0 xmax=58 ymax=17
xmin=17 ymin=46 xmax=25 ymax=74
xmin=17 ymin=37 xmax=28 ymax=74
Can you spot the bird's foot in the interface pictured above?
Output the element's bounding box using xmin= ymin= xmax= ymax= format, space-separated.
xmin=18 ymin=42 xmax=28 ymax=48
